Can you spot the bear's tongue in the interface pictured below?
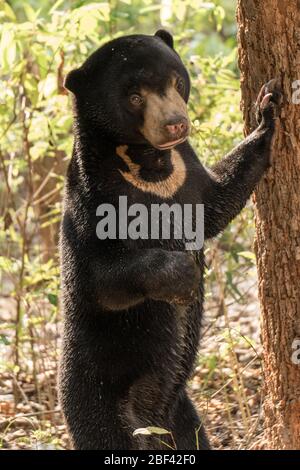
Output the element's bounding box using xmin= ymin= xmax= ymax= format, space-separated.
xmin=157 ymin=137 xmax=185 ymax=149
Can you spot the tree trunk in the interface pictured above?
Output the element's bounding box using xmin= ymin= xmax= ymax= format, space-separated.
xmin=237 ymin=0 xmax=300 ymax=450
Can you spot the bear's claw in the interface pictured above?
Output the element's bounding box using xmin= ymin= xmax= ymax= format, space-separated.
xmin=255 ymin=78 xmax=282 ymax=126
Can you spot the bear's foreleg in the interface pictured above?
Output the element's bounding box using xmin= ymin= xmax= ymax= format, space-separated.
xmin=92 ymin=248 xmax=201 ymax=310
xmin=203 ymin=79 xmax=282 ymax=239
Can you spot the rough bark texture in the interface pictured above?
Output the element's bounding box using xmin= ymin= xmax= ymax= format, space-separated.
xmin=237 ymin=0 xmax=300 ymax=450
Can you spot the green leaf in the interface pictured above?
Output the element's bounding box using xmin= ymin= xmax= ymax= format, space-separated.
xmin=0 ymin=25 xmax=16 ymax=70
xmin=48 ymin=293 xmax=58 ymax=306
xmin=23 ymin=3 xmax=41 ymax=22
xmin=214 ymin=5 xmax=225 ymax=32
xmin=49 ymin=0 xmax=65 ymax=14
xmin=3 ymin=2 xmax=16 ymax=21
xmin=133 ymin=427 xmax=171 ymax=437
xmin=30 ymin=142 xmax=49 ymax=161
xmin=200 ymin=2 xmax=215 ymax=10
xmin=174 ymin=2 xmax=186 ymax=22
xmin=38 ymin=74 xmax=57 ymax=98
xmin=0 ymin=334 xmax=10 ymax=346
xmin=238 ymin=251 xmax=256 ymax=261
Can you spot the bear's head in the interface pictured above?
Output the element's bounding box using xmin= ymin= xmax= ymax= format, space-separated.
xmin=65 ymin=30 xmax=191 ymax=150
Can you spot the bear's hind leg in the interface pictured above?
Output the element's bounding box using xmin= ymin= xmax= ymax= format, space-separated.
xmin=172 ymin=391 xmax=211 ymax=450
xmin=66 ymin=410 xmax=134 ymax=450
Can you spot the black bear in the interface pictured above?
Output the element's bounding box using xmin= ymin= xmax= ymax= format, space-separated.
xmin=59 ymin=30 xmax=281 ymax=450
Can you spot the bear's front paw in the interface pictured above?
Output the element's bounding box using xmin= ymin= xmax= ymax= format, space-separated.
xmin=150 ymin=251 xmax=201 ymax=306
xmin=255 ymin=78 xmax=282 ymax=127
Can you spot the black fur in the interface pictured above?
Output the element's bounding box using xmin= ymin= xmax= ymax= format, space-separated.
xmin=59 ymin=32 xmax=281 ymax=450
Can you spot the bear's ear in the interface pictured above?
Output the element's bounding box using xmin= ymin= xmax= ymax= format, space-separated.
xmin=154 ymin=29 xmax=174 ymax=49
xmin=64 ymin=68 xmax=85 ymax=95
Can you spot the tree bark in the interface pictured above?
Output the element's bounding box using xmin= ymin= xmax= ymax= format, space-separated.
xmin=237 ymin=0 xmax=300 ymax=450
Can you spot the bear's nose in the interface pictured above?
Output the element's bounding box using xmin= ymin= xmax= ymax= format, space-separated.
xmin=165 ymin=118 xmax=188 ymax=138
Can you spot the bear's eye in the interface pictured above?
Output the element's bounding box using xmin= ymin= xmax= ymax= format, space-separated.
xmin=176 ymin=78 xmax=185 ymax=94
xmin=129 ymin=94 xmax=144 ymax=106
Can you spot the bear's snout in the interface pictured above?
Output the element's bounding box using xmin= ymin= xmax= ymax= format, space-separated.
xmin=164 ymin=116 xmax=189 ymax=140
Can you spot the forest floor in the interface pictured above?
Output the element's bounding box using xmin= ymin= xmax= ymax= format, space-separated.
xmin=0 ymin=273 xmax=263 ymax=450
